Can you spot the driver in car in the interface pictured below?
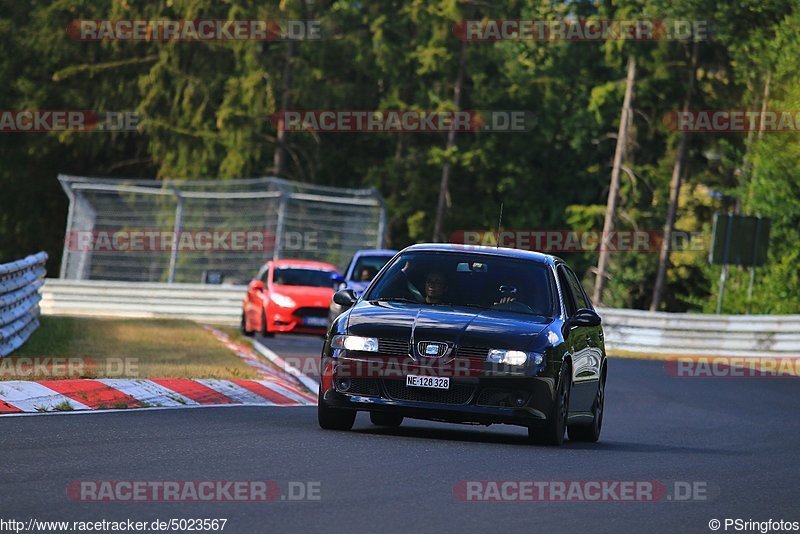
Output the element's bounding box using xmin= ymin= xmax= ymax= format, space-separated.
xmin=423 ymin=271 xmax=448 ymax=304
xmin=358 ymin=266 xmax=378 ymax=282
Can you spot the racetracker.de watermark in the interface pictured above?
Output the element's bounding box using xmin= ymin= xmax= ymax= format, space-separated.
xmin=65 ymin=230 xmax=318 ymax=253
xmin=270 ymin=110 xmax=533 ymax=132
xmin=665 ymin=357 xmax=800 ymax=378
xmin=454 ymin=480 xmax=714 ymax=502
xmin=453 ymin=19 xmax=711 ymax=41
xmin=0 ymin=111 xmax=139 ymax=132
xmin=67 ymin=19 xmax=321 ymax=41
xmin=450 ymin=230 xmax=706 ymax=253
xmin=665 ymin=110 xmax=800 ymax=132
xmin=66 ymin=480 xmax=321 ymax=502
xmin=324 ymin=358 xmax=535 ymax=379
xmin=0 ymin=356 xmax=138 ymax=379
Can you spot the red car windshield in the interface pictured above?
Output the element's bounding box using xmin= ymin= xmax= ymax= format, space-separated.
xmin=273 ymin=267 xmax=336 ymax=288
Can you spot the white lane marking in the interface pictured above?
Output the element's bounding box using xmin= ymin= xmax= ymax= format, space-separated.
xmin=257 ymin=380 xmax=316 ymax=405
xmin=196 ymin=379 xmax=296 ymax=405
xmin=251 ymin=339 xmax=320 ymax=394
xmin=97 ymin=379 xmax=197 ymax=407
xmin=0 ymin=381 xmax=91 ymax=412
xmin=203 ymin=326 xmax=286 ymax=380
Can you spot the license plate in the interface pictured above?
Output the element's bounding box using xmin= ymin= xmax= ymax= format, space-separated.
xmin=303 ymin=317 xmax=327 ymax=327
xmin=405 ymin=375 xmax=449 ymax=389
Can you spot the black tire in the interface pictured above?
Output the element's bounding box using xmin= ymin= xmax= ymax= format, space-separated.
xmin=568 ymin=370 xmax=605 ymax=443
xmin=240 ymin=311 xmax=254 ymax=337
xmin=260 ymin=309 xmax=274 ymax=338
xmin=317 ymin=387 xmax=356 ymax=431
xmin=370 ymin=412 xmax=403 ymax=427
xmin=528 ymin=361 xmax=571 ymax=446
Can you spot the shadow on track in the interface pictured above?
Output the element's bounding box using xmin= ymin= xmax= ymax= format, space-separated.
xmin=353 ymin=425 xmax=744 ymax=456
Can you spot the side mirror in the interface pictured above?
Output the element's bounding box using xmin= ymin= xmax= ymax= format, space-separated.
xmin=331 ymin=273 xmax=345 ymax=287
xmin=333 ymin=288 xmax=357 ymax=308
xmin=250 ymin=280 xmax=265 ymax=292
xmin=571 ymin=308 xmax=602 ymax=327
xmin=562 ymin=308 xmax=601 ymax=338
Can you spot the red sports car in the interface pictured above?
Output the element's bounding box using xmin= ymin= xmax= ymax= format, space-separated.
xmin=241 ymin=260 xmax=341 ymax=336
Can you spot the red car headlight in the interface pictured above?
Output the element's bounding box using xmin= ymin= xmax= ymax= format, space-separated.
xmin=270 ymin=293 xmax=296 ymax=308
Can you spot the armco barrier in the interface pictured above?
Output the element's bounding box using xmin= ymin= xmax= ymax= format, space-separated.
xmin=40 ymin=279 xmax=244 ymax=325
xmin=39 ymin=280 xmax=800 ymax=357
xmin=0 ymin=252 xmax=48 ymax=357
xmin=596 ymin=307 xmax=800 ymax=357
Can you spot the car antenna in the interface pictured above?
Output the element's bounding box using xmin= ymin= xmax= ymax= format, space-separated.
xmin=495 ymin=202 xmax=504 ymax=248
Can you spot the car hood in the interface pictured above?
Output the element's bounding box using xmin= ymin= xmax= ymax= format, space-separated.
xmin=272 ymin=285 xmax=333 ymax=307
xmin=346 ymin=301 xmax=552 ymax=351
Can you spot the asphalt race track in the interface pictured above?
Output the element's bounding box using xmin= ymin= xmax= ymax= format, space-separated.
xmin=2 ymin=335 xmax=799 ymax=533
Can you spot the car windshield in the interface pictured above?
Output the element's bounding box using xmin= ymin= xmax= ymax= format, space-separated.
xmin=350 ymin=254 xmax=394 ymax=282
xmin=273 ymin=267 xmax=337 ymax=288
xmin=364 ymin=252 xmax=555 ymax=317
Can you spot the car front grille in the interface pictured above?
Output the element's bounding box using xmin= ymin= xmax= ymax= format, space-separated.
xmin=345 ymin=378 xmax=381 ymax=396
xmin=382 ymin=379 xmax=475 ymax=405
xmin=379 ymin=338 xmax=410 ymax=356
xmin=456 ymin=346 xmax=490 ymax=359
xmin=294 ymin=307 xmax=328 ymax=318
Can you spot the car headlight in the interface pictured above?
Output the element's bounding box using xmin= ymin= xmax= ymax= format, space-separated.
xmin=331 ymin=335 xmax=378 ymax=352
xmin=486 ymin=350 xmax=543 ymax=366
xmin=270 ymin=293 xmax=296 ymax=308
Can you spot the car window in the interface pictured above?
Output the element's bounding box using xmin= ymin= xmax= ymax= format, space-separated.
xmin=350 ymin=255 xmax=394 ymax=282
xmin=273 ymin=268 xmax=337 ymax=287
xmin=557 ymin=266 xmax=577 ymax=317
xmin=564 ymin=267 xmax=591 ymax=310
xmin=365 ymin=251 xmax=555 ymax=318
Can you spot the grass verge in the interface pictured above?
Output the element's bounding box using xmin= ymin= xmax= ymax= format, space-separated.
xmin=5 ymin=315 xmax=259 ymax=380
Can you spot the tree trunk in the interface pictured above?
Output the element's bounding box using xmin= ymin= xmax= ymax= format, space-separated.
xmin=432 ymin=39 xmax=467 ymax=242
xmin=650 ymin=42 xmax=699 ymax=311
xmin=273 ymin=40 xmax=294 ymax=177
xmin=745 ymin=70 xmax=771 ymax=207
xmin=593 ymin=55 xmax=636 ymax=305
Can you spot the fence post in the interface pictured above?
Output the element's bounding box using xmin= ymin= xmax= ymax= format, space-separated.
xmin=59 ymin=180 xmax=76 ymax=279
xmin=376 ymin=198 xmax=387 ymax=249
xmin=273 ymin=193 xmax=289 ymax=260
xmin=167 ymin=183 xmax=184 ymax=284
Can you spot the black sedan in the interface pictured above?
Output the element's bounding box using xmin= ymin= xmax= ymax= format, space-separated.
xmin=318 ymin=244 xmax=606 ymax=445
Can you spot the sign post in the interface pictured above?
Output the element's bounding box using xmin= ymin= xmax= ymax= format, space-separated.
xmin=709 ymin=213 xmax=770 ymax=314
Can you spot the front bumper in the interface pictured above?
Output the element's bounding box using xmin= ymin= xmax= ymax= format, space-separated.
xmin=269 ymin=306 xmax=329 ymax=333
xmin=321 ymin=372 xmax=558 ymax=428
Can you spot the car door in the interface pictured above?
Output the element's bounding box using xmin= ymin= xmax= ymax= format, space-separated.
xmin=562 ymin=266 xmax=602 ymax=383
xmin=557 ymin=265 xmax=587 ymax=374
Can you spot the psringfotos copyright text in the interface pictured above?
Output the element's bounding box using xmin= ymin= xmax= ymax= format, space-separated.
xmin=708 ymin=519 xmax=799 ymax=532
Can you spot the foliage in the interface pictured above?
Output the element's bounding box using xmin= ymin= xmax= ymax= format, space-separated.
xmin=0 ymin=0 xmax=797 ymax=313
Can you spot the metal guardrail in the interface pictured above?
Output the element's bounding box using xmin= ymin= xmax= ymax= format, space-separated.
xmin=41 ymin=279 xmax=244 ymax=325
xmin=39 ymin=280 xmax=800 ymax=357
xmin=596 ymin=307 xmax=800 ymax=357
xmin=0 ymin=252 xmax=48 ymax=357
